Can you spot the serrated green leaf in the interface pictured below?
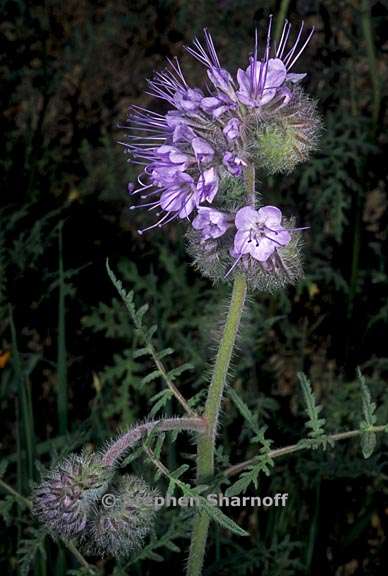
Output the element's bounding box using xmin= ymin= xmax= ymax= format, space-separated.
xmin=149 ymin=390 xmax=173 ymax=417
xmin=167 ymin=362 xmax=193 ymax=380
xmin=17 ymin=528 xmax=47 ymax=576
xmin=165 ymin=541 xmax=181 ymax=553
xmin=0 ymin=496 xmax=16 ymax=526
xmin=361 ymin=431 xmax=376 ymax=459
xmin=0 ymin=459 xmax=8 ymax=477
xmin=145 ymin=324 xmax=157 ymax=341
xmin=133 ymin=346 xmax=151 ymax=358
xmin=171 ymin=464 xmax=190 ymax=479
xmin=141 ymin=370 xmax=161 ymax=385
xmin=158 ymin=347 xmax=174 ymax=359
xmin=136 ymin=303 xmax=149 ymax=324
xmin=201 ymin=499 xmax=249 ymax=537
xmin=225 ymin=476 xmax=252 ymax=497
xmin=298 ymin=372 xmax=327 ymax=442
xmin=147 ymin=551 xmax=164 ymax=562
xmin=357 ymin=368 xmax=377 ymax=427
xmin=228 ymin=388 xmax=258 ymax=434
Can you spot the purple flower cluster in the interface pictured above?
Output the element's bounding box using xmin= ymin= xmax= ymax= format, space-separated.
xmin=192 ymin=204 xmax=306 ymax=277
xmin=125 ymin=17 xmax=314 ymax=277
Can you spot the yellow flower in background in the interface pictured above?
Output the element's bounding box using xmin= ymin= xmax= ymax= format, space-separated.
xmin=0 ymin=350 xmax=11 ymax=368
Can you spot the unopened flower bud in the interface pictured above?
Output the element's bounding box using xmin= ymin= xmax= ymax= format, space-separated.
xmin=249 ymin=88 xmax=321 ymax=174
xmin=32 ymin=452 xmax=112 ymax=539
xmin=89 ymin=475 xmax=159 ymax=558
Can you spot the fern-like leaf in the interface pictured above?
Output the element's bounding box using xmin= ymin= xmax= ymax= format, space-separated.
xmin=357 ymin=368 xmax=377 ymax=459
xmin=297 ymin=373 xmax=329 ymax=449
xmin=17 ymin=528 xmax=47 ymax=576
xmin=225 ymin=427 xmax=274 ymax=497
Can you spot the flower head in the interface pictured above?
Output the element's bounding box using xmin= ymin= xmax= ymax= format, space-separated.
xmin=235 ymin=19 xmax=312 ymax=108
xmin=32 ymin=452 xmax=112 ymax=539
xmin=125 ymin=18 xmax=316 ymax=234
xmin=125 ymin=17 xmax=319 ymax=290
xmin=188 ymin=202 xmax=306 ymax=292
xmin=89 ymin=475 xmax=159 ymax=558
xmin=192 ymin=207 xmax=233 ymax=241
xmin=233 ymin=206 xmax=291 ymax=262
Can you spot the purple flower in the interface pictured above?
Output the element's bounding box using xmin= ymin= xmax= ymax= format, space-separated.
xmin=192 ymin=207 xmax=232 ymax=240
xmin=124 ymin=19 xmax=314 ymax=234
xmin=233 ymin=205 xmax=291 ymax=262
xmin=223 ymin=117 xmax=241 ymax=141
xmin=235 ymin=18 xmax=313 ymax=108
xmin=237 ymin=58 xmax=288 ymax=107
xmin=159 ymin=172 xmax=197 ymax=219
xmin=148 ymin=146 xmax=192 ymax=191
xmin=207 ymin=67 xmax=236 ymax=98
xmin=186 ymin=29 xmax=238 ymax=101
xmin=32 ymin=453 xmax=111 ymax=540
xmin=173 ymin=88 xmax=204 ymax=112
xmin=196 ymin=167 xmax=219 ymax=203
xmin=192 ymin=137 xmax=215 ymax=164
xmin=223 ymin=152 xmax=246 ymax=176
xmin=155 ymin=145 xmax=191 ymax=172
xmin=165 ymin=112 xmax=196 ymax=143
xmin=201 ymin=93 xmax=236 ymax=118
xmin=90 ymin=475 xmax=159 ymax=558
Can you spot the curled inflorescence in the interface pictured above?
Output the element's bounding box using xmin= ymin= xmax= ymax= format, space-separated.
xmin=32 ymin=446 xmax=158 ymax=558
xmin=124 ymin=17 xmax=321 ymax=291
xmin=32 ymin=451 xmax=112 ymax=540
xmin=32 ymin=417 xmax=205 ymax=557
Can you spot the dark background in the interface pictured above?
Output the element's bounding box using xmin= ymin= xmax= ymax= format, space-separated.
xmin=1 ymin=1 xmax=388 ymax=575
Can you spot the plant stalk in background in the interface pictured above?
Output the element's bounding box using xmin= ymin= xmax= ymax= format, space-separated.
xmin=57 ymin=222 xmax=68 ymax=434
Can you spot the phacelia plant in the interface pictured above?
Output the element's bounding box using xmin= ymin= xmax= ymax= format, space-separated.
xmin=27 ymin=14 xmax=388 ymax=576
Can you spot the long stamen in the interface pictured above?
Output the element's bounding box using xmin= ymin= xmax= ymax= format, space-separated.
xmin=260 ymin=15 xmax=273 ymax=99
xmin=275 ymin=20 xmax=288 ymax=57
xmin=129 ymin=200 xmax=159 ymax=210
xmin=138 ymin=210 xmax=176 ymax=234
xmin=283 ymin=22 xmax=304 ymax=66
xmin=287 ymin=27 xmax=315 ymax=70
xmin=204 ymin=28 xmax=221 ymax=67
xmin=225 ymin=252 xmax=244 ymax=278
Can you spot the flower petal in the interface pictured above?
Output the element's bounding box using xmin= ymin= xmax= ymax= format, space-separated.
xmin=179 ymin=195 xmax=197 ymax=218
xmin=196 ymin=167 xmax=219 ymax=203
xmin=192 ymin=138 xmax=214 ymax=163
xmin=223 ymin=118 xmax=241 ymax=141
xmin=236 ymin=68 xmax=251 ymax=94
xmin=265 ymin=229 xmax=291 ymax=246
xmin=286 ymin=72 xmax=306 ymax=84
xmin=257 ymin=206 xmax=282 ymax=226
xmin=250 ymin=237 xmax=275 ymax=261
xmin=235 ymin=206 xmax=259 ymax=230
xmin=264 ymin=58 xmax=287 ymax=89
xmin=233 ymin=230 xmax=251 ymax=255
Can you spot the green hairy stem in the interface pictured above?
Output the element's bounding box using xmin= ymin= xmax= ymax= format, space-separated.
xmin=187 ymin=273 xmax=247 ymax=576
xmin=224 ymin=425 xmax=388 ymax=478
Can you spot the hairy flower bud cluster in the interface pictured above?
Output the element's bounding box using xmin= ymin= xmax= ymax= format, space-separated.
xmin=32 ymin=451 xmax=112 ymax=539
xmin=88 ymin=475 xmax=159 ymax=558
xmin=32 ymin=417 xmax=205 ymax=557
xmin=32 ymin=451 xmax=158 ymax=557
xmin=125 ymin=16 xmax=321 ymax=291
xmin=248 ymin=87 xmax=320 ymax=174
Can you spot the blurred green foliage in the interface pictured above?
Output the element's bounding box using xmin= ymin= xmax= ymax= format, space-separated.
xmin=1 ymin=0 xmax=388 ymax=575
